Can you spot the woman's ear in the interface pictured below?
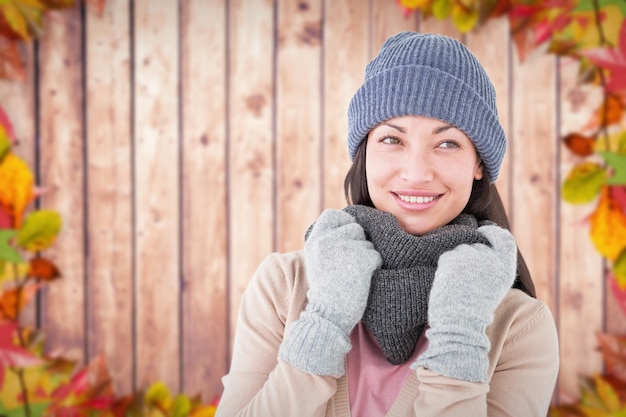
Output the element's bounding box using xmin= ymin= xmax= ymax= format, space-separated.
xmin=474 ymin=159 xmax=484 ymax=181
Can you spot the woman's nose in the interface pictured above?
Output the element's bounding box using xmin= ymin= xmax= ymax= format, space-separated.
xmin=399 ymin=150 xmax=434 ymax=182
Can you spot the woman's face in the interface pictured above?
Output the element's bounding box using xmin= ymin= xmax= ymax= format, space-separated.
xmin=366 ymin=115 xmax=484 ymax=235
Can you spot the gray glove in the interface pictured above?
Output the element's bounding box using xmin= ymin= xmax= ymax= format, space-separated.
xmin=279 ymin=209 xmax=382 ymax=377
xmin=413 ymin=224 xmax=517 ymax=382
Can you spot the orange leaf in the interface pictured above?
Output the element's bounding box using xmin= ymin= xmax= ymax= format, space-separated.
xmin=0 ymin=152 xmax=35 ymax=229
xmin=589 ymin=186 xmax=626 ymax=261
xmin=0 ymin=283 xmax=40 ymax=321
xmin=563 ymin=133 xmax=596 ymax=157
xmin=28 ymin=257 xmax=61 ymax=281
xmin=597 ymin=333 xmax=626 ymax=384
xmin=0 ymin=37 xmax=25 ymax=81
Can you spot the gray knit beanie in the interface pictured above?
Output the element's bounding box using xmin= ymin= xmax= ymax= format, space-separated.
xmin=347 ymin=32 xmax=506 ymax=181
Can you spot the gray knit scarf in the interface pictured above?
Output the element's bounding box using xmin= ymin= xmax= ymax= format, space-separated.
xmin=340 ymin=205 xmax=490 ymax=365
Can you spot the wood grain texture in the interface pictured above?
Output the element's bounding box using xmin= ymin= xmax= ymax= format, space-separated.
xmin=511 ymin=50 xmax=559 ymax=314
xmin=276 ymin=0 xmax=323 ymax=252
xmin=371 ymin=0 xmax=418 ymax=55
xmin=180 ymin=0 xmax=228 ymax=401
xmin=322 ymin=0 xmax=370 ymax=209
xmin=38 ymin=6 xmax=86 ymax=363
xmin=133 ymin=0 xmax=180 ymax=390
xmin=85 ymin=0 xmax=133 ymax=395
xmin=228 ymin=0 xmax=275 ymax=349
xmin=557 ymin=57 xmax=604 ymax=401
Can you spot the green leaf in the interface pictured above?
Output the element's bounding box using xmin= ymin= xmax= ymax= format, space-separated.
xmin=615 ymin=250 xmax=626 ymax=287
xmin=171 ymin=395 xmax=191 ymax=417
xmin=15 ymin=210 xmax=62 ymax=252
xmin=600 ymin=151 xmax=626 ymax=185
xmin=562 ymin=162 xmax=607 ymax=204
xmin=432 ymin=0 xmax=451 ymax=20
xmin=573 ymin=0 xmax=626 ymax=17
xmin=0 ymin=230 xmax=22 ymax=263
xmin=145 ymin=381 xmax=171 ymax=406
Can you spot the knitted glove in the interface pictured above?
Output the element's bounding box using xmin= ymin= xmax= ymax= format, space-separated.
xmin=413 ymin=224 xmax=517 ymax=382
xmin=279 ymin=209 xmax=382 ymax=377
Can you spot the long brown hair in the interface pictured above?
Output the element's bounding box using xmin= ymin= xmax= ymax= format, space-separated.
xmin=344 ymin=139 xmax=536 ymax=298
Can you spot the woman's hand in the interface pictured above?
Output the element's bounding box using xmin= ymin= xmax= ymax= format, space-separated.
xmin=414 ymin=224 xmax=517 ymax=382
xmin=279 ymin=209 xmax=382 ymax=377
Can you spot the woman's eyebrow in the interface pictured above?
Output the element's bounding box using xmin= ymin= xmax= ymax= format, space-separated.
xmin=433 ymin=124 xmax=455 ymax=134
xmin=381 ymin=122 xmax=406 ymax=133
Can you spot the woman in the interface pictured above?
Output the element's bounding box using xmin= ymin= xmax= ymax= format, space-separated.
xmin=215 ymin=32 xmax=559 ymax=417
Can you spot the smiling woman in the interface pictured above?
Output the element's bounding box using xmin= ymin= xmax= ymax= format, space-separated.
xmin=216 ymin=32 xmax=559 ymax=417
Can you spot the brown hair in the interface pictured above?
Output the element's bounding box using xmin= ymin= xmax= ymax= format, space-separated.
xmin=344 ymin=139 xmax=536 ymax=298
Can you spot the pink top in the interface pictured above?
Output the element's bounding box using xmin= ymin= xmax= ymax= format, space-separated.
xmin=347 ymin=322 xmax=428 ymax=416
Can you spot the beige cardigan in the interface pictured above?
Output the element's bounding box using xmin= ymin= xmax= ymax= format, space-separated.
xmin=216 ymin=251 xmax=559 ymax=417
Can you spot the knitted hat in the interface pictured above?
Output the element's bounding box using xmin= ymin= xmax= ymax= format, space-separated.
xmin=347 ymin=32 xmax=506 ymax=181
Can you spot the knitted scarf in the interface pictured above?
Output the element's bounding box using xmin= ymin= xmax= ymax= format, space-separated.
xmin=341 ymin=205 xmax=490 ymax=365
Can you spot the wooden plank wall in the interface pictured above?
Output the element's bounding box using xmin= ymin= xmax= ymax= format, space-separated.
xmin=0 ymin=0 xmax=622 ymax=405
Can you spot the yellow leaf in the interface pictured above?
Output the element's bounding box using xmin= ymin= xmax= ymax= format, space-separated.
xmin=590 ymin=187 xmax=626 ymax=261
xmin=0 ymin=152 xmax=35 ymax=228
xmin=562 ymin=162 xmax=607 ymax=204
xmin=0 ymin=261 xmax=29 ymax=285
xmin=432 ymin=0 xmax=450 ymax=20
xmin=145 ymin=381 xmax=172 ymax=409
xmin=451 ymin=1 xmax=479 ymax=33
xmin=594 ymin=375 xmax=622 ymax=411
xmin=399 ymin=0 xmax=433 ymax=9
xmin=0 ymin=3 xmax=30 ymax=40
xmin=16 ymin=209 xmax=62 ymax=252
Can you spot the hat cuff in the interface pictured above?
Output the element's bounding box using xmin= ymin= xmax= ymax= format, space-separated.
xmin=347 ymin=65 xmax=506 ymax=181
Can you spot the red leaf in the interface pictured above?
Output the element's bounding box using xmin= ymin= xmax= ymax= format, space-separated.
xmin=0 ymin=106 xmax=15 ymax=144
xmin=0 ymin=321 xmax=41 ymax=368
xmin=583 ymin=21 xmax=626 ymax=93
xmin=609 ymin=271 xmax=626 ymax=317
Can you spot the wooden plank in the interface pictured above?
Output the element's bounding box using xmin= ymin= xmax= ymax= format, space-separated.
xmin=133 ymin=0 xmax=180 ymax=390
xmin=510 ymin=51 xmax=559 ymax=314
xmin=38 ymin=6 xmax=85 ymax=363
xmin=466 ymin=18 xmax=512 ymax=214
xmin=85 ymin=0 xmax=133 ymax=395
xmin=180 ymin=0 xmax=228 ymax=401
xmin=371 ymin=0 xmax=418 ymax=55
xmin=322 ymin=0 xmax=370 ymax=209
xmin=228 ymin=0 xmax=275 ymax=351
xmin=557 ymin=57 xmax=605 ymax=401
xmin=420 ymin=15 xmax=462 ymax=39
xmin=0 ymin=42 xmax=37 ymax=328
xmin=276 ymin=0 xmax=323 ymax=252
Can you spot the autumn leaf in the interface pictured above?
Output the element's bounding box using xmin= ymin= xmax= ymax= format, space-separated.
xmin=145 ymin=380 xmax=172 ymax=409
xmin=0 ymin=261 xmax=28 ymax=286
xmin=47 ymin=355 xmax=118 ymax=415
xmin=0 ymin=152 xmax=35 ymax=229
xmin=15 ymin=209 xmax=61 ymax=252
xmin=564 ymin=133 xmax=596 ymax=157
xmin=0 ymin=283 xmax=40 ymax=320
xmin=614 ymin=252 xmax=626 ymax=289
xmin=600 ymin=151 xmax=626 ymax=185
xmin=590 ymin=186 xmax=626 ymax=260
xmin=0 ymin=229 xmax=22 ymax=263
xmin=597 ymin=333 xmax=626 ymax=385
xmin=608 ymin=273 xmax=626 ymax=327
xmin=0 ymin=37 xmax=25 ymax=80
xmin=27 ymin=257 xmax=60 ymax=281
xmin=562 ymin=162 xmax=607 ymax=204
xmin=583 ymin=20 xmax=626 ymax=93
xmin=0 ymin=321 xmax=41 ymax=368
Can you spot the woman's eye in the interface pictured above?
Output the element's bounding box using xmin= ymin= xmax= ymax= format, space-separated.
xmin=381 ymin=136 xmax=401 ymax=144
xmin=438 ymin=140 xmax=460 ymax=149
